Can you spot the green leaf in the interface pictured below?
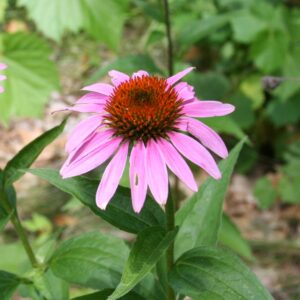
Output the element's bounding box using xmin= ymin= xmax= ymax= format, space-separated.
xmin=253 ymin=177 xmax=277 ymax=209
xmin=109 ymin=227 xmax=177 ymax=300
xmin=178 ymin=13 xmax=231 ymax=49
xmin=169 ymin=246 xmax=273 ymax=300
xmin=3 ymin=119 xmax=66 ymax=186
xmin=219 ymin=214 xmax=254 ymax=261
xmin=0 ymin=0 xmax=7 ymax=22
xmin=0 ymin=33 xmax=59 ymax=122
xmin=27 ymin=168 xmax=166 ymax=233
xmin=175 ymin=139 xmax=245 ymax=258
xmin=251 ymin=30 xmax=289 ymax=73
xmin=50 ymin=232 xmax=129 ymax=289
xmin=0 ymin=210 xmax=13 ymax=232
xmin=230 ymin=10 xmax=266 ymax=43
xmin=19 ymin=0 xmax=128 ymax=50
xmin=88 ymin=55 xmax=162 ymax=84
xmin=0 ymin=270 xmax=21 ymax=300
xmin=72 ymin=289 xmax=145 ymax=300
xmin=202 ymin=117 xmax=245 ymax=140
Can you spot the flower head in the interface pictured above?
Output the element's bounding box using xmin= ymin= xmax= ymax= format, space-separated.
xmin=60 ymin=68 xmax=235 ymax=212
xmin=0 ymin=63 xmax=7 ymax=93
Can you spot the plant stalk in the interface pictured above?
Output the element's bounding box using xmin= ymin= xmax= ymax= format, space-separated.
xmin=0 ymin=189 xmax=39 ymax=267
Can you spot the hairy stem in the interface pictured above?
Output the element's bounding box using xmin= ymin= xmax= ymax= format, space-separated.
xmin=0 ymin=189 xmax=39 ymax=267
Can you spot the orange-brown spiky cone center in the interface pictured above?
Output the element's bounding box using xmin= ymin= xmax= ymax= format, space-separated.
xmin=104 ymin=75 xmax=183 ymax=142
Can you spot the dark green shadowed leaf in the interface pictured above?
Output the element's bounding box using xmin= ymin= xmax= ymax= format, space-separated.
xmin=175 ymin=139 xmax=245 ymax=258
xmin=50 ymin=232 xmax=129 ymax=290
xmin=88 ymin=55 xmax=162 ymax=84
xmin=108 ymin=227 xmax=177 ymax=300
xmin=26 ymin=168 xmax=166 ymax=233
xmin=169 ymin=246 xmax=273 ymax=300
xmin=4 ymin=119 xmax=66 ymax=186
xmin=219 ymin=214 xmax=254 ymax=261
xmin=0 ymin=270 xmax=21 ymax=300
xmin=72 ymin=289 xmax=145 ymax=300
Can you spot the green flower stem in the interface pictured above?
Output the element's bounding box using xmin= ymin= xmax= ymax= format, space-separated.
xmin=0 ymin=189 xmax=39 ymax=267
xmin=166 ymin=191 xmax=176 ymax=300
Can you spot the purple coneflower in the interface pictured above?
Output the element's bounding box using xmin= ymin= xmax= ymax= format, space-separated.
xmin=0 ymin=63 xmax=7 ymax=93
xmin=60 ymin=68 xmax=234 ymax=212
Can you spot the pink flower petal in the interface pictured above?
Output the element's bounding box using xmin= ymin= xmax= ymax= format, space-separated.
xmin=146 ymin=140 xmax=168 ymax=205
xmin=108 ymin=70 xmax=130 ymax=86
xmin=0 ymin=86 xmax=4 ymax=93
xmin=76 ymin=92 xmax=108 ymax=105
xmin=62 ymin=129 xmax=115 ymax=174
xmin=56 ymin=103 xmax=105 ymax=114
xmin=0 ymin=63 xmax=7 ymax=70
xmin=174 ymin=82 xmax=195 ymax=101
xmin=182 ymin=100 xmax=235 ymax=118
xmin=167 ymin=67 xmax=194 ymax=86
xmin=181 ymin=117 xmax=228 ymax=158
xmin=157 ymin=138 xmax=198 ymax=192
xmin=65 ymin=115 xmax=103 ymax=153
xmin=82 ymin=83 xmax=114 ymax=96
xmin=132 ymin=70 xmax=149 ymax=78
xmin=0 ymin=75 xmax=7 ymax=81
xmin=129 ymin=141 xmax=148 ymax=213
xmin=169 ymin=132 xmax=221 ymax=179
xmin=96 ymin=142 xmax=129 ymax=209
xmin=61 ymin=137 xmax=122 ymax=178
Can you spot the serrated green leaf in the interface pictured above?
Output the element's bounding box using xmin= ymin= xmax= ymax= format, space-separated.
xmin=109 ymin=227 xmax=177 ymax=300
xmin=169 ymin=246 xmax=273 ymax=300
xmin=0 ymin=33 xmax=59 ymax=122
xmin=26 ymin=168 xmax=166 ymax=233
xmin=19 ymin=0 xmax=128 ymax=50
xmin=72 ymin=289 xmax=145 ymax=300
xmin=3 ymin=119 xmax=66 ymax=186
xmin=0 ymin=270 xmax=21 ymax=300
xmin=175 ymin=139 xmax=245 ymax=258
xmin=50 ymin=232 xmax=129 ymax=289
xmin=88 ymin=55 xmax=162 ymax=84
xmin=219 ymin=214 xmax=254 ymax=261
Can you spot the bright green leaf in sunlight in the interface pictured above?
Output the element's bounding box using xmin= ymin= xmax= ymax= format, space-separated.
xmin=219 ymin=214 xmax=254 ymax=261
xmin=19 ymin=0 xmax=128 ymax=50
xmin=175 ymin=139 xmax=245 ymax=258
xmin=0 ymin=270 xmax=21 ymax=300
xmin=0 ymin=0 xmax=7 ymax=22
xmin=169 ymin=247 xmax=273 ymax=300
xmin=109 ymin=227 xmax=177 ymax=300
xmin=0 ymin=33 xmax=59 ymax=123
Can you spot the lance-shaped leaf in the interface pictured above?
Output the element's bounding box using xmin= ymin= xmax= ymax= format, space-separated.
xmin=26 ymin=168 xmax=166 ymax=233
xmin=175 ymin=139 xmax=245 ymax=258
xmin=0 ymin=270 xmax=21 ymax=300
xmin=108 ymin=227 xmax=177 ymax=300
xmin=72 ymin=289 xmax=145 ymax=300
xmin=169 ymin=246 xmax=273 ymax=300
xmin=4 ymin=119 xmax=66 ymax=186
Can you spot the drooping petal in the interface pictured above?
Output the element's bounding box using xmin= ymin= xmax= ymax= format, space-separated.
xmin=132 ymin=70 xmax=149 ymax=78
xmin=181 ymin=117 xmax=228 ymax=158
xmin=96 ymin=142 xmax=129 ymax=209
xmin=108 ymin=70 xmax=130 ymax=86
xmin=0 ymin=86 xmax=4 ymax=93
xmin=167 ymin=67 xmax=194 ymax=86
xmin=82 ymin=83 xmax=114 ymax=96
xmin=76 ymin=92 xmax=108 ymax=105
xmin=169 ymin=132 xmax=221 ymax=179
xmin=146 ymin=140 xmax=168 ymax=205
xmin=157 ymin=138 xmax=198 ymax=192
xmin=62 ymin=129 xmax=115 ymax=174
xmin=129 ymin=141 xmax=147 ymax=213
xmin=61 ymin=137 xmax=122 ymax=178
xmin=0 ymin=75 xmax=6 ymax=81
xmin=182 ymin=100 xmax=235 ymax=117
xmin=65 ymin=114 xmax=103 ymax=153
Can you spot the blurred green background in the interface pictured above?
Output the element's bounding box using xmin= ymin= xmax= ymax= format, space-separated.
xmin=1 ymin=0 xmax=300 ymax=299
